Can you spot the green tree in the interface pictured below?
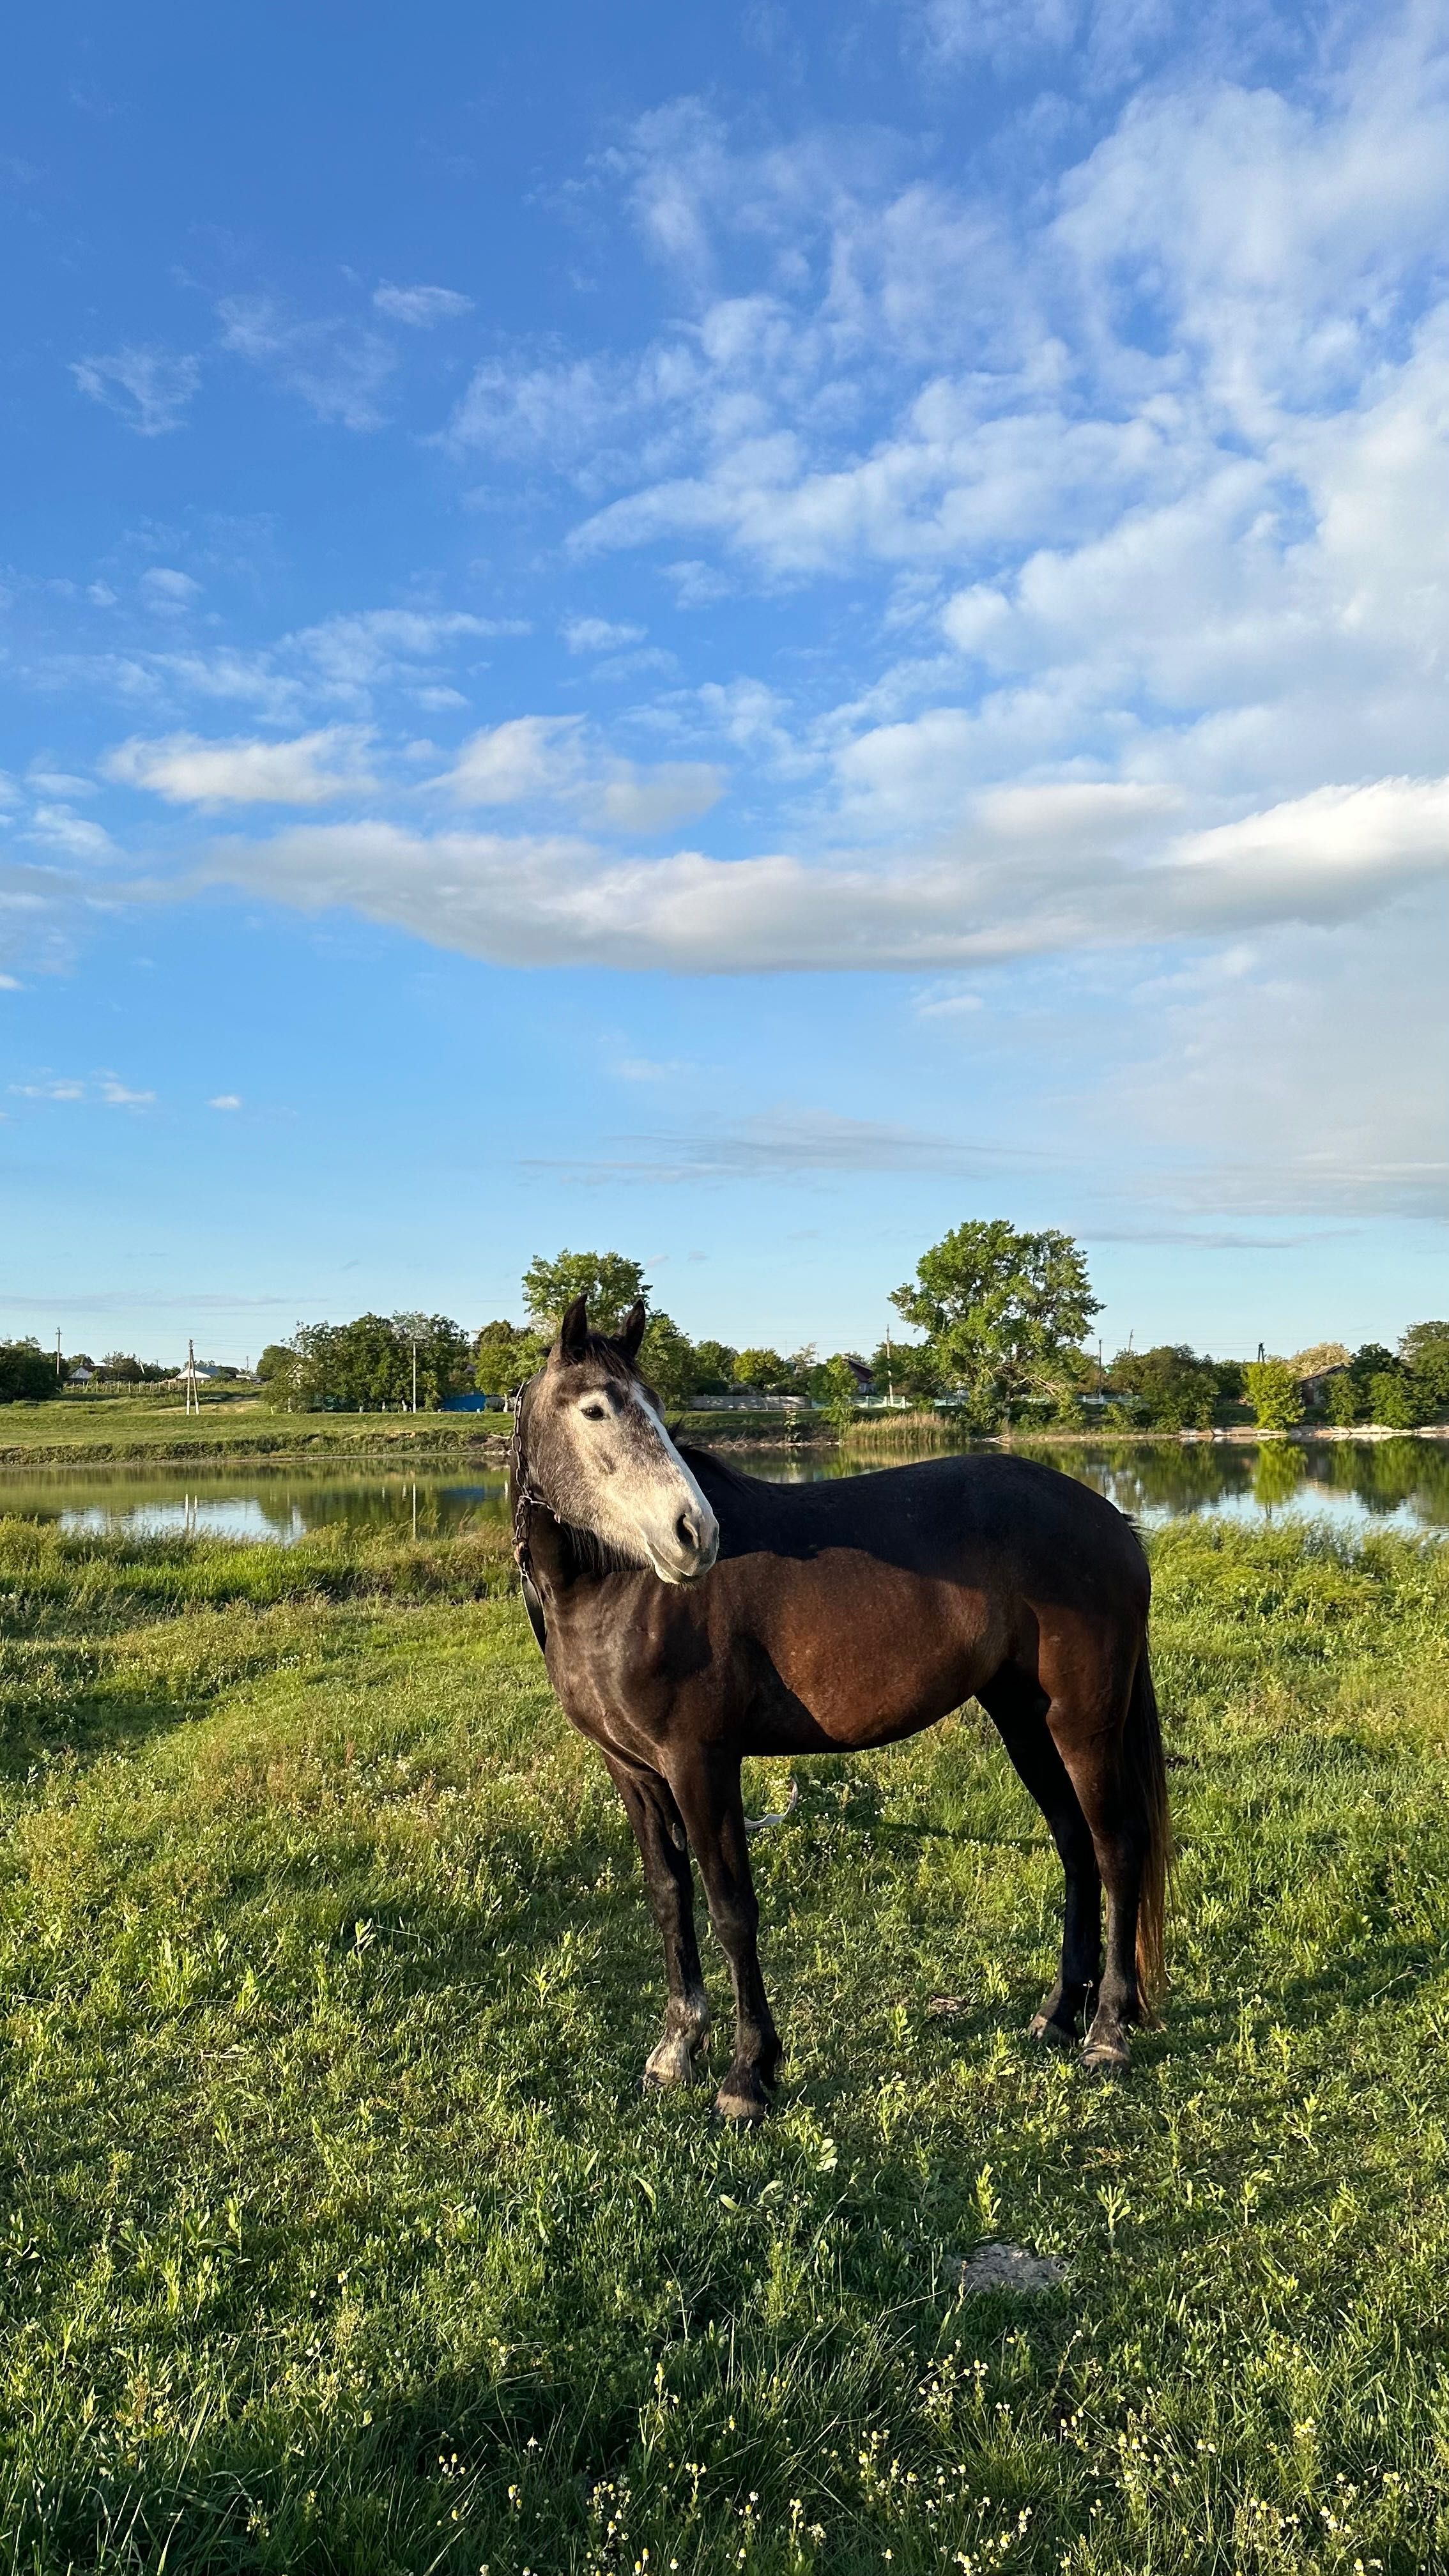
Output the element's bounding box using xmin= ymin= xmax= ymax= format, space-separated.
xmin=819 ymin=1354 xmax=861 ymax=1436
xmin=284 ymin=1314 xmax=469 ymax=1411
xmin=1401 ymin=1322 xmax=1449 ymax=1410
xmin=1367 ymin=1371 xmax=1426 ymax=1430
xmin=1109 ymin=1345 xmax=1218 ymax=1430
xmin=522 ymin=1250 xmax=649 ymax=1338
xmin=735 ymin=1347 xmax=792 ymax=1393
xmin=690 ymin=1338 xmax=738 ymax=1393
xmin=1243 ymin=1358 xmax=1304 ymax=1430
xmin=890 ymin=1219 xmax=1100 ymax=1425
xmin=1324 ymin=1370 xmax=1363 ymax=1425
xmin=869 ymin=1336 xmax=942 ymax=1406
xmin=637 ymin=1312 xmax=698 ymax=1408
xmin=473 ymin=1319 xmax=548 ymax=1398
xmin=0 ymin=1339 xmax=61 ymax=1404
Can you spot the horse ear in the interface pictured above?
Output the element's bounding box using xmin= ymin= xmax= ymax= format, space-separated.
xmin=617 ymin=1300 xmax=647 ymax=1363
xmin=558 ymin=1295 xmax=589 ymax=1361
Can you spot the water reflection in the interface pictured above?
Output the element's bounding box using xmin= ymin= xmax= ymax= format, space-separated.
xmin=0 ymin=1438 xmax=1445 ymax=1543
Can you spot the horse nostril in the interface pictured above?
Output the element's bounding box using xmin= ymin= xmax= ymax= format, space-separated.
xmin=676 ymin=1510 xmax=699 ymax=1553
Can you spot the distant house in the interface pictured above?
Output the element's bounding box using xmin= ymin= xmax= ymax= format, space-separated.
xmin=66 ymin=1365 xmax=95 ymax=1385
xmin=842 ymin=1356 xmax=875 ymax=1397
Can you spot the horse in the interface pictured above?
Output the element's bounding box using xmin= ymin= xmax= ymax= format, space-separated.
xmin=509 ymin=1295 xmax=1170 ymax=2120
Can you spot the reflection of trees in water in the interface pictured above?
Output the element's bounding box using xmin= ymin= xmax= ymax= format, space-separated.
xmin=14 ymin=1441 xmax=1449 ymax=1541
xmin=1311 ymin=1438 xmax=1449 ymax=1528
xmin=1015 ymin=1441 xmax=1255 ymax=1519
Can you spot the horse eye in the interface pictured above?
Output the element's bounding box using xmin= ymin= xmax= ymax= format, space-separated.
xmin=581 ymin=1402 xmax=608 ymax=1421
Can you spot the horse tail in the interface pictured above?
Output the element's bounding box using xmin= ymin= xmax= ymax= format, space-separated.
xmin=1126 ymin=1646 xmax=1172 ymax=2014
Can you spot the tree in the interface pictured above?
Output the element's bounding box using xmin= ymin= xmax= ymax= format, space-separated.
xmin=819 ymin=1354 xmax=861 ymax=1435
xmin=870 ymin=1335 xmax=942 ymax=1407
xmin=1367 ymin=1371 xmax=1426 ymax=1430
xmin=256 ymin=1344 xmax=293 ymax=1384
xmin=98 ymin=1352 xmax=146 ymax=1384
xmin=1243 ymin=1359 xmax=1303 ymax=1430
xmin=890 ymin=1219 xmax=1101 ymax=1425
xmin=473 ymin=1319 xmax=548 ymax=1398
xmin=734 ymin=1347 xmax=792 ymax=1393
xmin=0 ymin=1338 xmax=61 ymax=1404
xmin=638 ymin=1312 xmax=698 ymax=1408
xmin=522 ymin=1250 xmax=649 ymax=1338
xmin=1402 ymin=1322 xmax=1449 ymax=1410
xmin=690 ymin=1338 xmax=737 ymax=1393
xmin=1109 ymin=1345 xmax=1218 ymax=1430
xmin=1324 ymin=1371 xmax=1363 ymax=1425
xmin=282 ymin=1314 xmax=470 ymax=1411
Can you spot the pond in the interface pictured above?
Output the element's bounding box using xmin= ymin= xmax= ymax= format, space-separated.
xmin=3 ymin=1436 xmax=1448 ymax=1543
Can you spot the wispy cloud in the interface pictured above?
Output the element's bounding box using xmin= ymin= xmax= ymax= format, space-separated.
xmin=372 ymin=282 xmax=474 ymax=326
xmin=71 ymin=346 xmax=202 ymax=436
xmin=564 ymin=615 xmax=647 ymax=653
xmin=106 ymin=726 xmax=376 ymax=807
xmin=217 ymin=296 xmax=396 ymax=430
xmin=10 ymin=1070 xmax=155 ymax=1108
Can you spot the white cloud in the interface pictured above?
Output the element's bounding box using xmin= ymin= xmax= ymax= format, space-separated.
xmin=597 ymin=763 xmax=724 ymax=832
xmin=71 ymin=346 xmax=201 ymax=436
xmin=434 ymin=717 xmax=723 ymax=831
xmin=140 ymin=567 xmax=202 ymax=615
xmin=208 ymin=1094 xmax=242 ymax=1110
xmin=203 ymin=770 xmax=1449 ymax=974
xmin=105 ymin=727 xmax=376 ymax=807
xmin=373 ymin=282 xmax=474 ymax=326
xmin=24 ymin=805 xmax=118 ymax=861
xmin=440 ymin=716 xmax=585 ymax=804
xmin=564 ymin=616 xmax=647 ymax=653
xmin=9 ymin=1071 xmax=154 ymax=1108
xmin=217 ymin=296 xmax=396 ymax=430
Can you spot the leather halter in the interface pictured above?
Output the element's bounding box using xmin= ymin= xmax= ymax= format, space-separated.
xmin=508 ymin=1395 xmax=548 ymax=1652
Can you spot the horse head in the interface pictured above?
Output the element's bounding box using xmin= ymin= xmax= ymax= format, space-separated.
xmin=512 ymin=1295 xmax=719 ymax=1584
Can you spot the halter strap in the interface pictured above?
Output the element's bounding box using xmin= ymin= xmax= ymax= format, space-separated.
xmin=508 ymin=1400 xmax=548 ymax=1652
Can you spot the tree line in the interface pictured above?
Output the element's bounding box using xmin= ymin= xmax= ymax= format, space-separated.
xmin=4 ymin=1220 xmax=1447 ymax=1427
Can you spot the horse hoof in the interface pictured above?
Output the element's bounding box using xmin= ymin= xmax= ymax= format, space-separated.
xmin=1082 ymin=2034 xmax=1130 ymax=2078
xmin=1028 ymin=2010 xmax=1077 ymax=2048
xmin=714 ymin=2073 xmax=770 ymax=2124
xmin=643 ymin=2036 xmax=700 ymax=2090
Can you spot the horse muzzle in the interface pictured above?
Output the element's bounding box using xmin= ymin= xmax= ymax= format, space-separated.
xmin=646 ymin=1503 xmax=719 ymax=1584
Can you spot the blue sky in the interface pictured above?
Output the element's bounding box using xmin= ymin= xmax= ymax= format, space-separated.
xmin=3 ymin=0 xmax=1447 ymax=1366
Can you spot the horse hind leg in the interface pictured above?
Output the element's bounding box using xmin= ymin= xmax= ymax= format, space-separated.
xmin=977 ymin=1669 xmax=1103 ymax=2047
xmin=1046 ymin=1652 xmax=1167 ymax=2076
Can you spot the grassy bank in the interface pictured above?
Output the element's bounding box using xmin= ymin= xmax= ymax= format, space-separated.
xmin=1 ymin=1514 xmax=1448 ymax=2572
xmin=0 ymin=1400 xmax=508 ymax=1469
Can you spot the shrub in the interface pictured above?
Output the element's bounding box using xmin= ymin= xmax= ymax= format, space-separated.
xmin=1243 ymin=1358 xmax=1304 ymax=1430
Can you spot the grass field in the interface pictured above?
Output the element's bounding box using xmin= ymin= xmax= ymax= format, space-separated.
xmin=0 ymin=1402 xmax=505 ymax=1469
xmin=1 ymin=1510 xmax=1448 ymax=2573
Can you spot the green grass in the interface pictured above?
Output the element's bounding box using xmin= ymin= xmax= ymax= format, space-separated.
xmin=0 ymin=1402 xmax=505 ymax=1468
xmin=1 ymin=1514 xmax=1448 ymax=2573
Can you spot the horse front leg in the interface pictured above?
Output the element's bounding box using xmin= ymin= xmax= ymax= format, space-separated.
xmin=668 ymin=1747 xmax=781 ymax=2123
xmin=604 ymin=1752 xmax=710 ymax=2090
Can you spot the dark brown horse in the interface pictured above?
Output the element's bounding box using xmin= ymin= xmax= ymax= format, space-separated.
xmin=510 ymin=1296 xmax=1169 ymax=2119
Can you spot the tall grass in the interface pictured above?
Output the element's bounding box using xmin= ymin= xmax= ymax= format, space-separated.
xmin=843 ymin=1409 xmax=962 ymax=1449
xmin=0 ymin=1515 xmax=1447 ymax=2570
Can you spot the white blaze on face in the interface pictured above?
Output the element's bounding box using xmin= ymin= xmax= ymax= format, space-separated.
xmin=563 ymin=1374 xmax=719 ymax=1582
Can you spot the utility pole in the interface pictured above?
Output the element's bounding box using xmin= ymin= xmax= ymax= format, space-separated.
xmin=183 ymin=1337 xmax=201 ymax=1416
xmin=54 ymin=1328 xmax=62 ymax=1383
xmin=884 ymin=1327 xmax=895 ymax=1408
xmin=412 ymin=1338 xmax=418 ymax=1415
